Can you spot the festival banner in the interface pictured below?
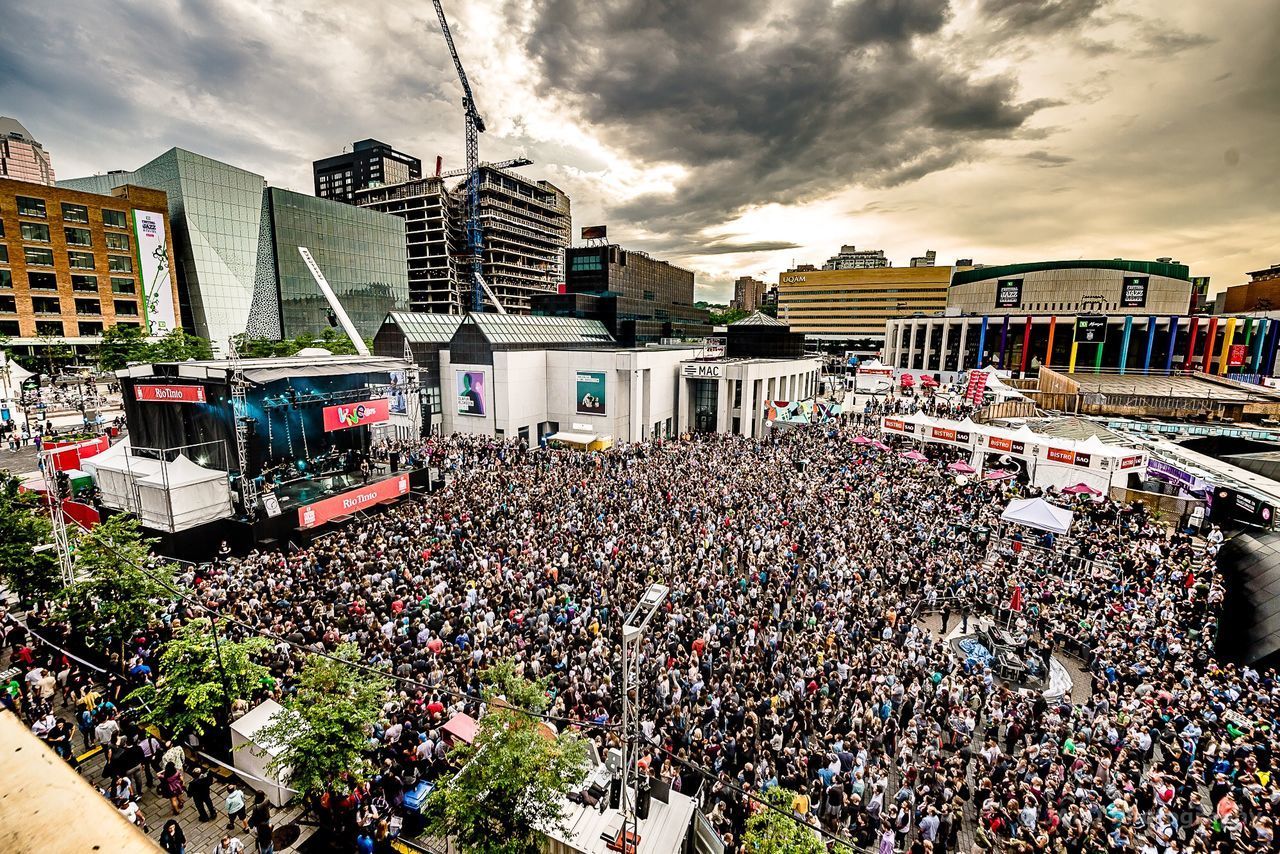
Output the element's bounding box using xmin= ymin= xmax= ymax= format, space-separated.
xmin=322 ymin=398 xmax=390 ymax=432
xmin=135 ymin=384 xmax=206 ymax=403
xmin=298 ymin=474 xmax=410 ymax=529
xmin=574 ymin=371 xmax=607 ymax=415
xmin=456 ymin=370 xmax=486 ymax=416
xmin=1046 ymin=447 xmax=1076 ymax=464
xmin=931 ymin=427 xmax=956 ymax=442
xmin=1120 ymin=454 xmax=1145 ymax=469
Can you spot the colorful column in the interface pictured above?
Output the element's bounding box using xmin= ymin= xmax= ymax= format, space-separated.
xmin=1218 ymin=317 xmax=1237 ymax=375
xmin=1045 ymin=316 xmax=1057 ymax=367
xmin=1265 ymin=320 xmax=1280 ymax=377
xmin=1250 ymin=319 xmax=1266 ymax=373
xmin=1119 ymin=316 xmax=1133 ymax=375
xmin=1094 ymin=324 xmax=1105 ymax=374
xmin=1184 ymin=318 xmax=1200 ymax=371
xmin=1202 ymin=317 xmax=1218 ymax=373
xmin=999 ymin=316 xmax=1010 ymax=369
xmin=1019 ymin=316 xmax=1033 ymax=373
xmin=1143 ymin=315 xmax=1157 ymax=375
xmin=976 ymin=317 xmax=989 ymax=368
xmin=1164 ymin=316 xmax=1179 ymax=374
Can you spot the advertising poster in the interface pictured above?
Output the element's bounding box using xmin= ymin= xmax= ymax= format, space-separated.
xmin=456 ymin=370 xmax=486 ymax=416
xmin=322 ymin=398 xmax=390 ymax=431
xmin=387 ymin=371 xmax=408 ymax=415
xmin=575 ymin=370 xmax=607 ymax=415
xmin=1229 ymin=344 xmax=1248 ymax=367
xmin=1074 ymin=317 xmax=1108 ymax=344
xmin=995 ymin=279 xmax=1023 ymax=309
xmin=134 ymin=384 xmax=206 ymax=403
xmin=131 ymin=210 xmax=176 ymax=335
xmin=1120 ymin=277 xmax=1149 ymax=309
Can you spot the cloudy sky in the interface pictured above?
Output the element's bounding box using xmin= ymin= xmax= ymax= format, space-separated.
xmin=3 ymin=0 xmax=1278 ymax=302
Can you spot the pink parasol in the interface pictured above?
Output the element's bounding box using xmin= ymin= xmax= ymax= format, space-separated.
xmin=901 ymin=450 xmax=928 ymax=462
xmin=1062 ymin=482 xmax=1102 ymax=496
xmin=983 ymin=469 xmax=1016 ymax=481
xmin=853 ymin=435 xmax=871 ymax=445
xmin=872 ymin=440 xmax=891 ymax=451
xmin=919 ymin=375 xmax=939 ymax=387
xmin=947 ymin=460 xmax=976 ymax=474
xmin=899 ymin=374 xmax=915 ymax=386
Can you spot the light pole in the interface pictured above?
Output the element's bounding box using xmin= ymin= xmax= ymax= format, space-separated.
xmin=618 ymin=583 xmax=668 ymax=852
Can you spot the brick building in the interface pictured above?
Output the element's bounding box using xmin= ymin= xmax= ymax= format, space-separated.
xmin=0 ymin=178 xmax=179 ymax=353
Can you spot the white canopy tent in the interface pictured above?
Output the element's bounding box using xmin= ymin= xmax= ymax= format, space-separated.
xmin=230 ymin=699 xmax=295 ymax=807
xmin=135 ymin=454 xmax=233 ymax=532
xmin=1001 ymin=497 xmax=1075 ymax=535
xmin=86 ymin=442 xmax=163 ymax=512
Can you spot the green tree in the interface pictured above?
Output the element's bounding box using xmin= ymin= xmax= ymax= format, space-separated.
xmin=709 ymin=307 xmax=751 ymax=325
xmin=425 ymin=660 xmax=589 ymax=854
xmin=231 ymin=328 xmax=367 ymax=359
xmin=126 ymin=618 xmax=271 ymax=738
xmin=58 ymin=514 xmax=176 ymax=670
xmin=147 ymin=328 xmax=214 ymax=363
xmin=254 ymin=644 xmax=389 ymax=807
xmin=741 ymin=788 xmax=825 ymax=854
xmin=98 ymin=324 xmax=152 ymax=371
xmin=0 ymin=474 xmax=61 ymax=606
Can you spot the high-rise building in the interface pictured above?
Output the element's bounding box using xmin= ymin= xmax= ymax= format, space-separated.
xmin=820 ymin=245 xmax=889 ymax=270
xmin=731 ymin=276 xmax=766 ymax=312
xmin=909 ymin=250 xmax=937 ymax=268
xmin=357 ymin=164 xmax=571 ymax=314
xmin=0 ymin=117 xmax=55 ymax=186
xmin=313 ymin=139 xmax=423 ymax=205
xmin=0 ymin=179 xmax=179 ymax=348
xmin=62 ymin=148 xmax=409 ymax=347
xmin=777 ymin=264 xmax=965 ymax=344
xmin=531 ymin=244 xmax=711 ymax=345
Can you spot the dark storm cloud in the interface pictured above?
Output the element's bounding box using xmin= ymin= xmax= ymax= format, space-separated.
xmin=978 ymin=0 xmax=1108 ymax=34
xmin=516 ymin=0 xmax=1052 ymax=234
xmin=698 ymin=239 xmax=803 ymax=255
xmin=1022 ymin=149 xmax=1073 ymax=167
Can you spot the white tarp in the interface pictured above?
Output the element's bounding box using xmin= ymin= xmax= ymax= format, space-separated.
xmin=134 ymin=454 xmax=232 ymax=533
xmin=230 ymin=699 xmax=294 ymax=807
xmin=1001 ymin=497 xmax=1076 ymax=535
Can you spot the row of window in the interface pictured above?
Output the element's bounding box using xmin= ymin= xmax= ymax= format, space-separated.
xmin=12 ymin=222 xmax=131 ymax=250
xmin=13 ymin=196 xmax=130 ymax=229
xmin=7 ymin=246 xmax=134 ymax=272
xmin=0 ymin=269 xmax=135 ymax=293
xmin=0 ymin=295 xmax=137 ymax=316
xmin=0 ymin=319 xmax=135 ymax=338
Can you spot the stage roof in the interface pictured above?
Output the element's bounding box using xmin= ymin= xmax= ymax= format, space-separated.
xmin=120 ymin=354 xmax=411 ymax=385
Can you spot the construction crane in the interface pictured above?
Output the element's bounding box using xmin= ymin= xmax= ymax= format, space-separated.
xmin=439 ymin=157 xmax=531 ymax=181
xmin=431 ymin=0 xmax=499 ymax=314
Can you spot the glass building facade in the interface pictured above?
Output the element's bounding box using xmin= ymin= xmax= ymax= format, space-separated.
xmin=265 ymin=188 xmax=408 ymax=339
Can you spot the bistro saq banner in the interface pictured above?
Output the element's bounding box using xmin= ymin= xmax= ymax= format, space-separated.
xmin=456 ymin=370 xmax=486 ymax=417
xmin=575 ymin=371 xmax=606 ymax=416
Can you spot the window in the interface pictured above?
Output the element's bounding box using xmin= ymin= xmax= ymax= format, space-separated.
xmin=65 ymin=226 xmax=92 ymax=246
xmin=24 ymin=247 xmax=54 ymax=266
xmin=0 ymin=270 xmax=10 ymax=289
xmin=27 ymin=272 xmax=57 ymax=290
xmin=61 ymin=203 xmax=89 ymax=224
xmin=68 ymin=251 xmax=95 ymax=270
xmin=0 ymin=295 xmax=15 ymax=313
xmin=20 ymin=222 xmax=50 ymax=242
xmin=0 ymin=321 xmax=19 ymax=337
xmin=72 ymin=275 xmax=98 ymax=292
xmin=0 ymin=219 xmax=4 ymax=237
xmin=16 ymin=196 xmax=46 ymax=217
xmin=75 ymin=298 xmax=101 ymax=316
xmin=78 ymin=321 xmax=104 ymax=337
xmin=108 ymin=255 xmax=133 ymax=273
xmin=110 ymin=277 xmax=135 ymax=294
xmin=102 ymin=209 xmax=128 ymax=229
xmin=0 ymin=245 xmax=7 ymax=263
xmin=104 ymin=232 xmax=129 ymax=251
xmin=113 ymin=299 xmax=138 ymax=316
xmin=32 ymin=296 xmax=61 ymax=314
xmin=35 ymin=320 xmax=63 ymax=336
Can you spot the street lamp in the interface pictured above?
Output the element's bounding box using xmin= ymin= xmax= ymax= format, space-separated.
xmin=618 ymin=583 xmax=668 ymax=851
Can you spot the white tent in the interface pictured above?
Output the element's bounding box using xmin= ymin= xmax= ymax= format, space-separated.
xmin=230 ymin=699 xmax=295 ymax=807
xmin=88 ymin=443 xmax=163 ymax=512
xmin=135 ymin=454 xmax=233 ymax=532
xmin=1001 ymin=497 xmax=1075 ymax=535
xmin=0 ymin=351 xmax=33 ymax=386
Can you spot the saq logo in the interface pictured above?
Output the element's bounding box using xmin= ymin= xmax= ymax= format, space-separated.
xmin=302 ymin=507 xmax=316 ymax=527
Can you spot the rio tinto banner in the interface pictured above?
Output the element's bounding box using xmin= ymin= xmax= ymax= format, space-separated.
xmin=135 ymin=384 xmax=206 ymax=403
xmin=132 ymin=210 xmax=176 ymax=336
xmin=298 ymin=474 xmax=409 ymax=529
xmin=322 ymin=398 xmax=390 ymax=431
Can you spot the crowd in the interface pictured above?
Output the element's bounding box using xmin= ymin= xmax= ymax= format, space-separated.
xmin=5 ymin=423 xmax=1279 ymax=853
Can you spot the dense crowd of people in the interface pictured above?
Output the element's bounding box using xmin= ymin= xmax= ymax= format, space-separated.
xmin=6 ymin=423 xmax=1279 ymax=853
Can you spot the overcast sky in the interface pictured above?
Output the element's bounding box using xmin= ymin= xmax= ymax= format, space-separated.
xmin=3 ymin=0 xmax=1277 ymax=303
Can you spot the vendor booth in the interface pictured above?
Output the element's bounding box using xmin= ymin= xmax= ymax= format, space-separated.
xmin=230 ymin=699 xmax=295 ymax=807
xmin=1000 ymin=497 xmax=1076 ymax=535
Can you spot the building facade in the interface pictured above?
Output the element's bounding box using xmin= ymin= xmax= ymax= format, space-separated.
xmin=820 ymin=245 xmax=889 ymax=270
xmin=0 ymin=117 xmax=55 ymax=186
xmin=909 ymin=251 xmax=937 ymax=268
xmin=1221 ymin=265 xmax=1280 ymax=314
xmin=0 ymin=179 xmax=179 ymax=347
xmin=947 ymin=260 xmax=1193 ymax=317
xmin=259 ymin=188 xmax=409 ymax=340
xmin=776 ymin=265 xmax=960 ymax=341
xmin=731 ymin=275 xmax=766 ymax=312
xmin=531 ymin=244 xmax=711 ymax=345
xmin=313 ymin=139 xmax=422 ymax=205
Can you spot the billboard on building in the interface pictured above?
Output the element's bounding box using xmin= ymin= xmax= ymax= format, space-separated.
xmin=1074 ymin=316 xmax=1107 ymax=343
xmin=132 ymin=210 xmax=176 ymax=336
xmin=456 ymin=370 xmax=486 ymax=416
xmin=1120 ymin=277 xmax=1149 ymax=308
xmin=574 ymin=371 xmax=607 ymax=415
xmin=581 ymin=225 xmax=608 ymax=241
xmin=995 ymin=279 xmax=1023 ymax=308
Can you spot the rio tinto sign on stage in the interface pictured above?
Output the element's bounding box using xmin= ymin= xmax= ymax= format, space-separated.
xmin=134 ymin=384 xmax=206 ymax=403
xmin=298 ymin=474 xmax=409 ymax=529
xmin=322 ymin=398 xmax=390 ymax=431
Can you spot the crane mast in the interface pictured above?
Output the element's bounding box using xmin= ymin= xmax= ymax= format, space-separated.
xmin=431 ymin=0 xmax=490 ymax=313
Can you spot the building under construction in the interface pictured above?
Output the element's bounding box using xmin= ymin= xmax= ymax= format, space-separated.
xmin=356 ymin=164 xmax=570 ymax=314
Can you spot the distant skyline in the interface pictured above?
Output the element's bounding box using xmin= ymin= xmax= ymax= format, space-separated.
xmin=3 ymin=0 xmax=1277 ymax=303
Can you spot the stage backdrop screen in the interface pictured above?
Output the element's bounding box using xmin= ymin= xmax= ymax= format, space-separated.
xmin=456 ymin=370 xmax=486 ymax=417
xmin=575 ymin=371 xmax=606 ymax=415
xmin=322 ymin=398 xmax=390 ymax=431
xmin=132 ymin=210 xmax=177 ymax=336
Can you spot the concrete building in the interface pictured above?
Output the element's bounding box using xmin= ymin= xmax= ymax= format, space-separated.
xmin=731 ymin=275 xmax=767 ymax=311
xmin=532 ymin=244 xmax=710 ymax=345
xmin=357 ymin=164 xmax=571 ymax=314
xmin=0 ymin=178 xmax=179 ymax=353
xmin=776 ymin=264 xmax=961 ymax=342
xmin=946 ymin=259 xmax=1193 ymax=317
xmin=0 ymin=117 xmax=55 ymax=186
xmin=1221 ymin=264 xmax=1280 ymax=314
xmin=313 ymin=139 xmax=422 ymax=205
xmin=910 ymin=250 xmax=937 ymax=268
xmin=819 ymin=244 xmax=889 ymax=270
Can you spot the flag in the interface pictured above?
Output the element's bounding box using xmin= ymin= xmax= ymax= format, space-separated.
xmin=1008 ymin=586 xmax=1023 ymax=612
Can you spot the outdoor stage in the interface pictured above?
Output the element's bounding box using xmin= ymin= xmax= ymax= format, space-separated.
xmin=105 ymin=354 xmax=425 ymax=558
